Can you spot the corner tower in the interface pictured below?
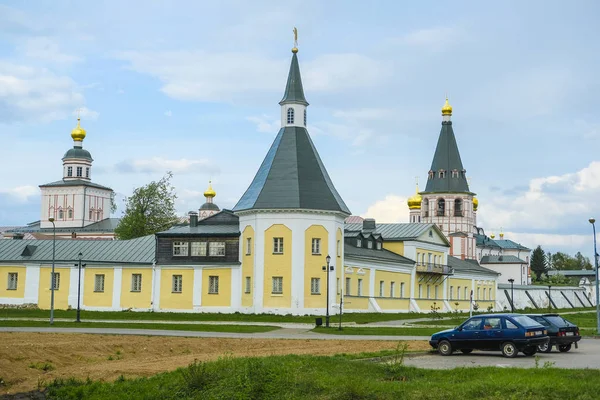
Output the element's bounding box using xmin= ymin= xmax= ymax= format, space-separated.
xmin=419 ymin=99 xmax=477 ymax=260
xmin=234 ymin=30 xmax=350 ymax=315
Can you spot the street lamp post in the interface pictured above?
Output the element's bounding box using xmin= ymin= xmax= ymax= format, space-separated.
xmin=548 ymin=285 xmax=552 ymax=311
xmin=589 ymin=218 xmax=600 ymax=334
xmin=75 ymin=252 xmax=86 ymax=323
xmin=48 ymin=217 xmax=56 ymax=325
xmin=322 ymin=255 xmax=333 ymax=328
xmin=508 ymin=278 xmax=515 ymax=312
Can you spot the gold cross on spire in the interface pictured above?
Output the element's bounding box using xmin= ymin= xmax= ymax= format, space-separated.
xmin=75 ymin=107 xmax=82 ymax=119
xmin=292 ymin=27 xmax=299 ymax=53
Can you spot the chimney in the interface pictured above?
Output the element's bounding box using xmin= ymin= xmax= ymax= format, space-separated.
xmin=71 ymin=232 xmax=77 ymax=239
xmin=363 ymin=218 xmax=376 ymax=231
xmin=13 ymin=233 xmax=24 ymax=240
xmin=189 ymin=211 xmax=198 ymax=227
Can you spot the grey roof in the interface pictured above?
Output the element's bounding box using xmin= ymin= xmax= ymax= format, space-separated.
xmin=7 ymin=218 xmax=120 ymax=234
xmin=39 ymin=179 xmax=112 ymax=191
xmin=423 ymin=121 xmax=472 ymax=194
xmin=200 ymin=202 xmax=220 ymax=211
xmin=493 ymin=239 xmax=530 ymax=251
xmin=0 ymin=235 xmax=155 ymax=264
xmin=344 ymin=244 xmax=415 ymax=265
xmin=447 ymin=256 xmax=499 ymax=276
xmin=475 ymin=234 xmax=501 ymax=248
xmin=157 ymin=224 xmax=240 ymax=236
xmin=345 ymin=222 xmax=448 ymax=245
xmin=63 ymin=146 xmax=93 ymax=161
xmin=233 ymin=126 xmax=350 ymax=214
xmin=480 ymin=255 xmax=527 ymax=264
xmin=279 ymin=52 xmax=308 ymax=106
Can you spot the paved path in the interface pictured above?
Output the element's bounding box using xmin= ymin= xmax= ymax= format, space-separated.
xmin=0 ymin=326 xmax=429 ymax=341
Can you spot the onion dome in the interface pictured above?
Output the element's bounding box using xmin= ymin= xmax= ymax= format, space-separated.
xmin=204 ymin=181 xmax=216 ymax=198
xmin=473 ymin=197 xmax=479 ymax=211
xmin=490 ymin=234 xmax=495 ymax=239
xmin=441 ymin=97 xmax=452 ymax=116
xmin=71 ymin=118 xmax=87 ymax=141
xmin=407 ymin=184 xmax=422 ymax=210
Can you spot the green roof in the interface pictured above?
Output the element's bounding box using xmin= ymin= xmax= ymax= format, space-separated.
xmin=480 ymin=255 xmax=527 ymax=264
xmin=423 ymin=121 xmax=472 ymax=194
xmin=475 ymin=234 xmax=501 ymax=248
xmin=447 ymin=256 xmax=499 ymax=276
xmin=279 ymin=52 xmax=308 ymax=106
xmin=0 ymin=235 xmax=155 ymax=264
xmin=345 ymin=222 xmax=449 ymax=245
xmin=344 ymin=244 xmax=415 ymax=265
xmin=493 ymin=239 xmax=530 ymax=251
xmin=63 ymin=146 xmax=93 ymax=161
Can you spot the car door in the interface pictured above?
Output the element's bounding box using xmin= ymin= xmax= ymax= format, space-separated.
xmin=480 ymin=317 xmax=504 ymax=350
xmin=454 ymin=318 xmax=483 ymax=349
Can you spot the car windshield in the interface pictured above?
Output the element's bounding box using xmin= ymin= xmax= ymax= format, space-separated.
xmin=545 ymin=316 xmax=571 ymax=327
xmin=511 ymin=315 xmax=541 ymax=328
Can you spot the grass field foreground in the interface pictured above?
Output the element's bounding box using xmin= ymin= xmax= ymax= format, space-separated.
xmin=43 ymin=354 xmax=600 ymax=400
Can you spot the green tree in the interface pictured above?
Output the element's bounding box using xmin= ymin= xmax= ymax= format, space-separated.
xmin=114 ymin=172 xmax=179 ymax=240
xmin=530 ymin=245 xmax=548 ymax=281
xmin=549 ymin=251 xmax=593 ymax=270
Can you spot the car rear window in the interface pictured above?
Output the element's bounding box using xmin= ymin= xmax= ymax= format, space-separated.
xmin=545 ymin=316 xmax=570 ymax=327
xmin=511 ymin=315 xmax=541 ymax=328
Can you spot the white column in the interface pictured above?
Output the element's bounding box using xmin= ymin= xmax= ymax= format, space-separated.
xmin=152 ymin=265 xmax=161 ymax=311
xmin=254 ymin=220 xmax=264 ymax=312
xmin=369 ymin=267 xmax=376 ymax=297
xmin=112 ymin=267 xmax=122 ymax=309
xmin=68 ymin=265 xmax=79 ymax=308
xmin=231 ymin=266 xmax=241 ymax=310
xmin=290 ymin=221 xmax=304 ymax=311
xmin=24 ymin=265 xmax=40 ymax=304
xmin=193 ymin=266 xmax=202 ymax=309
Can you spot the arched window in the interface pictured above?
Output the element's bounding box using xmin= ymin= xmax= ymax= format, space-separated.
xmin=423 ymin=199 xmax=429 ymax=217
xmin=428 ymin=170 xmax=434 ymax=179
xmin=67 ymin=208 xmax=73 ymax=219
xmin=58 ymin=208 xmax=64 ymax=219
xmin=287 ymin=108 xmax=294 ymax=124
xmin=437 ymin=198 xmax=445 ymax=216
xmin=303 ymin=109 xmax=307 ymax=126
xmin=454 ymin=199 xmax=462 ymax=217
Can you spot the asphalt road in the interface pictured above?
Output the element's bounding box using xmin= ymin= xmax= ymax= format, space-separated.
xmin=406 ymin=338 xmax=600 ymax=369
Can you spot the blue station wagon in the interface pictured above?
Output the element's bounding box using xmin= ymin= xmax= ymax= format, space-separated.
xmin=429 ymin=314 xmax=549 ymax=358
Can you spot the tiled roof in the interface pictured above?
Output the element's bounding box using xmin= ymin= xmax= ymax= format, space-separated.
xmin=480 ymin=255 xmax=527 ymax=264
xmin=493 ymin=239 xmax=530 ymax=251
xmin=344 ymin=244 xmax=415 ymax=265
xmin=447 ymin=256 xmax=499 ymax=276
xmin=0 ymin=235 xmax=155 ymax=264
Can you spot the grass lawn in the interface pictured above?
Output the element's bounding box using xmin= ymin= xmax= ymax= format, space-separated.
xmin=312 ymin=326 xmax=440 ymax=336
xmin=42 ymin=354 xmax=600 ymax=400
xmin=0 ymin=320 xmax=279 ymax=333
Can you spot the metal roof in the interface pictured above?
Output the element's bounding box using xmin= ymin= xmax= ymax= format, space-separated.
xmin=157 ymin=224 xmax=240 ymax=236
xmin=475 ymin=234 xmax=501 ymax=248
xmin=39 ymin=179 xmax=112 ymax=191
xmin=0 ymin=235 xmax=155 ymax=264
xmin=279 ymin=52 xmax=308 ymax=106
xmin=345 ymin=222 xmax=446 ymax=243
xmin=63 ymin=147 xmax=93 ymax=161
xmin=493 ymin=239 xmax=531 ymax=251
xmin=7 ymin=218 xmax=120 ymax=234
xmin=447 ymin=256 xmax=499 ymax=276
xmin=344 ymin=244 xmax=415 ymax=265
xmin=480 ymin=255 xmax=527 ymax=264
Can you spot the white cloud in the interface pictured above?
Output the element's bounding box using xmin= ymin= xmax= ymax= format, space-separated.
xmin=389 ymin=26 xmax=463 ymax=51
xmin=164 ymin=110 xmax=172 ymax=117
xmin=362 ymin=195 xmax=409 ymax=223
xmin=0 ymin=61 xmax=85 ymax=123
xmin=0 ymin=185 xmax=38 ymax=201
xmin=17 ymin=36 xmax=82 ymax=64
xmin=246 ymin=115 xmax=279 ymax=134
xmin=73 ymin=106 xmax=99 ymax=120
xmin=115 ymin=157 xmax=220 ymax=175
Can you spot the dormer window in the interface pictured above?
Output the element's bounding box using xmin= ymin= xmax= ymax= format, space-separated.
xmin=287 ymin=108 xmax=294 ymax=124
xmin=461 ymin=169 xmax=467 ymax=177
xmin=428 ymin=170 xmax=434 ymax=179
xmin=451 ymin=169 xmax=458 ymax=178
xmin=438 ymin=170 xmax=446 ymax=179
xmin=304 ymin=109 xmax=307 ymax=126
xmin=357 ymin=238 xmax=362 ymax=247
xmin=367 ymin=241 xmax=373 ymax=249
xmin=376 ymin=242 xmax=382 ymax=250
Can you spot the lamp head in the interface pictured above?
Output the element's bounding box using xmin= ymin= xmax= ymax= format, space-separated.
xmin=590 ymin=218 xmax=596 ymax=225
xmin=326 ymin=255 xmax=331 ymax=263
xmin=48 ymin=217 xmax=55 ymax=222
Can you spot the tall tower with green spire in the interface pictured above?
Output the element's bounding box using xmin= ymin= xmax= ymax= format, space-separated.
xmin=418 ymin=99 xmax=477 ymax=260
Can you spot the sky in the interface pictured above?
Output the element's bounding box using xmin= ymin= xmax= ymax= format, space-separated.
xmin=1 ymin=0 xmax=599 ymax=258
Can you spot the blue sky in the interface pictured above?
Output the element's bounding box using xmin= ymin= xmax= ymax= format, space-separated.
xmin=1 ymin=0 xmax=599 ymax=257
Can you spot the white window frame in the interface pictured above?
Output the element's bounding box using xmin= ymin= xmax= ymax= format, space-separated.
xmin=94 ymin=274 xmax=105 ymax=292
xmin=85 ymin=167 xmax=90 ymax=178
xmin=246 ymin=238 xmax=252 ymax=255
xmin=172 ymin=275 xmax=183 ymax=293
xmin=58 ymin=209 xmax=64 ymax=219
xmin=303 ymin=109 xmax=307 ymax=126
xmin=418 ymin=284 xmax=422 ymax=298
xmin=76 ymin=166 xmax=83 ymax=177
xmin=209 ymin=276 xmax=219 ymax=294
xmin=190 ymin=242 xmax=207 ymax=256
xmin=483 ymin=288 xmax=487 ymax=300
xmin=245 ymin=276 xmax=251 ymax=294
xmin=390 ymin=282 xmax=395 ymax=298
xmin=311 ymin=238 xmax=321 ymax=255
xmin=173 ymin=241 xmax=188 ymax=256
xmin=131 ymin=274 xmax=142 ymax=292
xmin=376 ymin=242 xmax=382 ymax=250
xmin=273 ymin=238 xmax=284 ymax=254
xmin=272 ymin=276 xmax=283 ymax=294
xmin=457 ymin=286 xmax=461 ymax=300
xmin=345 ymin=277 xmax=351 ymax=296
xmin=400 ymin=282 xmax=405 ymax=298
xmin=357 ymin=278 xmax=363 ymax=296
xmin=449 ymin=286 xmax=454 ymax=300
xmin=427 ymin=285 xmax=431 ymax=299
xmin=51 ymin=272 xmax=60 ymax=290
xmin=367 ymin=241 xmax=373 ymax=249
xmin=7 ymin=272 xmax=18 ymax=290
xmin=357 ymin=239 xmax=362 ymax=247
xmin=67 ymin=166 xmax=73 ymax=177
xmin=209 ymin=242 xmax=226 ymax=257
xmin=310 ymin=277 xmax=320 ymax=295
xmin=379 ymin=280 xmax=384 ymax=297
xmin=287 ymin=107 xmax=294 ymax=124
xmin=67 ymin=208 xmax=73 ymax=219
xmin=434 ymin=285 xmax=438 ymax=299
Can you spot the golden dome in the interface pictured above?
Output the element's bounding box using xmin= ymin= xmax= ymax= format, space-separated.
xmin=71 ymin=118 xmax=87 ymax=141
xmin=490 ymin=234 xmax=495 ymax=239
xmin=204 ymin=181 xmax=216 ymax=198
xmin=472 ymin=196 xmax=479 ymax=211
xmin=407 ymin=184 xmax=422 ymax=210
xmin=441 ymin=97 xmax=453 ymax=116
xmin=292 ymin=47 xmax=298 ymax=53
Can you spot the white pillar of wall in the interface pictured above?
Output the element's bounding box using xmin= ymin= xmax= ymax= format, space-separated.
xmin=112 ymin=267 xmax=122 ymax=309
xmin=24 ymin=265 xmax=40 ymax=304
xmin=68 ymin=265 xmax=79 ymax=308
xmin=152 ymin=265 xmax=161 ymax=311
xmin=290 ymin=223 xmax=304 ymax=310
xmin=231 ymin=266 xmax=241 ymax=309
xmin=253 ymin=220 xmax=265 ymax=312
xmin=193 ymin=266 xmax=202 ymax=310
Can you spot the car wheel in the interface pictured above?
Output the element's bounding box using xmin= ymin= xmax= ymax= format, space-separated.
xmin=522 ymin=346 xmax=537 ymax=356
xmin=537 ymin=342 xmax=552 ymax=353
xmin=460 ymin=349 xmax=473 ymax=354
xmin=438 ymin=340 xmax=453 ymax=356
xmin=558 ymin=344 xmax=572 ymax=352
xmin=501 ymin=342 xmax=518 ymax=358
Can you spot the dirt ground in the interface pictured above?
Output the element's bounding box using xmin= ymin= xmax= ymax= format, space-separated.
xmin=0 ymin=332 xmax=429 ymax=395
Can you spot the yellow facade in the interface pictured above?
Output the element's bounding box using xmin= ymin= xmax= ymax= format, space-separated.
xmin=83 ymin=268 xmax=114 ymax=308
xmin=120 ymin=268 xmax=153 ymax=309
xmin=241 ymin=225 xmax=254 ymax=307
xmin=415 ymin=299 xmax=445 ymax=311
xmin=374 ymin=270 xmax=411 ymax=298
xmin=0 ymin=266 xmax=26 ymax=298
xmin=383 ymin=242 xmax=404 ymax=256
xmin=38 ymin=266 xmax=70 ymax=310
xmin=414 ymin=274 xmax=444 ymax=301
xmin=345 ymin=295 xmax=369 ymax=310
xmin=416 ymin=248 xmax=445 ymax=265
xmin=202 ymin=268 xmax=231 ymax=307
xmin=377 ymin=298 xmax=411 ymax=310
xmin=160 ymin=269 xmax=193 ymax=310
xmin=448 ymin=277 xmax=472 ymax=301
xmin=304 ymin=225 xmax=328 ymax=309
xmin=263 ymin=224 xmax=292 ymax=308
xmin=344 ymin=266 xmax=371 ymax=299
